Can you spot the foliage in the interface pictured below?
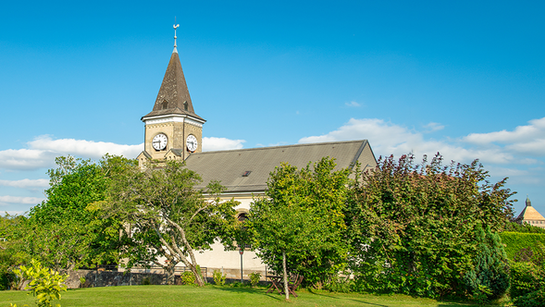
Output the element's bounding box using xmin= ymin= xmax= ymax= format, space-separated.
xmin=504 ymin=221 xmax=545 ymax=234
xmin=249 ymin=157 xmax=350 ymax=292
xmin=345 ymin=153 xmax=515 ymax=298
xmin=462 ymin=225 xmax=509 ymax=301
xmin=0 ymin=214 xmax=29 ymax=290
xmin=98 ymin=159 xmax=238 ymax=286
xmin=499 ymin=231 xmax=545 ymax=260
xmin=13 ymin=259 xmax=67 ymax=307
xmin=181 ymin=271 xmax=196 ymax=285
xmin=509 ymin=261 xmax=545 ymax=298
xmin=513 ymin=288 xmax=545 ymax=307
xmin=23 ymin=155 xmax=133 ymax=271
xmin=509 ymin=242 xmax=545 ymax=300
xmin=324 ymin=274 xmax=351 ymax=293
xmin=249 ymin=272 xmax=261 ymax=287
xmin=213 ymin=270 xmax=226 ymax=286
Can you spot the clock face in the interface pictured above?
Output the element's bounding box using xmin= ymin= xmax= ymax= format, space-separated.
xmin=152 ymin=133 xmax=168 ymax=151
xmin=186 ymin=135 xmax=198 ymax=152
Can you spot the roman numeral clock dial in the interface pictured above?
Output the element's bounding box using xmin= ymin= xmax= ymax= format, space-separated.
xmin=186 ymin=135 xmax=198 ymax=152
xmin=152 ymin=133 xmax=168 ymax=151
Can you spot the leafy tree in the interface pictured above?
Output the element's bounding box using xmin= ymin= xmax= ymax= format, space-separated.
xmin=248 ymin=157 xmax=350 ymax=297
xmin=25 ymin=155 xmax=133 ymax=271
xmin=346 ymin=153 xmax=515 ymax=298
xmin=0 ymin=213 xmax=29 ymax=289
xmin=97 ymin=159 xmax=238 ymax=286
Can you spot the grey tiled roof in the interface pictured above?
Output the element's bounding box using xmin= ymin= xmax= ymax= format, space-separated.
xmin=142 ymin=51 xmax=204 ymax=122
xmin=184 ymin=140 xmax=376 ymax=193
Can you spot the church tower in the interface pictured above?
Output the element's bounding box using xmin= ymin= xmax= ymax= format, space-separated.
xmin=137 ymin=24 xmax=205 ymax=166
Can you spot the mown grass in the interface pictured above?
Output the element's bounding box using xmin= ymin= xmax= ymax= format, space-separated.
xmin=0 ymin=285 xmax=498 ymax=307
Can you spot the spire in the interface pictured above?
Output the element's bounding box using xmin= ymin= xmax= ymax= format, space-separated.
xmin=173 ymin=21 xmax=179 ymax=54
xmin=142 ymin=25 xmax=204 ymax=122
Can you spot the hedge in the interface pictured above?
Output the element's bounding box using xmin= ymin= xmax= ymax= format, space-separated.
xmin=500 ymin=232 xmax=545 ymax=260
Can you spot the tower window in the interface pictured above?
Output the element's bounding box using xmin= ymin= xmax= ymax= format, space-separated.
xmin=183 ymin=101 xmax=188 ymax=111
xmin=162 ymin=100 xmax=168 ymax=110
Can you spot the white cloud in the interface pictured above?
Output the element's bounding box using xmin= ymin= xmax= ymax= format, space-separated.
xmin=298 ymin=118 xmax=520 ymax=165
xmin=29 ymin=136 xmax=143 ymax=159
xmin=423 ymin=122 xmax=445 ymax=132
xmin=464 ymin=117 xmax=545 ymax=146
xmin=0 ymin=195 xmax=44 ymax=205
xmin=345 ymin=101 xmax=361 ymax=107
xmin=0 ymin=136 xmax=143 ymax=170
xmin=0 ymin=179 xmax=49 ymax=189
xmin=203 ymin=137 xmax=245 ymax=152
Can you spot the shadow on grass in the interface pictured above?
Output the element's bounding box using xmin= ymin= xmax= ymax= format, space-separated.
xmin=306 ymin=289 xmax=389 ymax=306
xmin=213 ymin=285 xmax=283 ymax=301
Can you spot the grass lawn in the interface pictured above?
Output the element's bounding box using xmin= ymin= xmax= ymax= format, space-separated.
xmin=0 ymin=285 xmax=498 ymax=307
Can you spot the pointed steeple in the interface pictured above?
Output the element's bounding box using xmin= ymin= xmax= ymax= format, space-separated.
xmin=142 ymin=25 xmax=203 ymax=121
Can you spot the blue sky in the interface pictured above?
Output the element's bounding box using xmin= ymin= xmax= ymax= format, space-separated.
xmin=1 ymin=1 xmax=544 ymax=216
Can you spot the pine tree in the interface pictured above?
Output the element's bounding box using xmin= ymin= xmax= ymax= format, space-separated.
xmin=464 ymin=224 xmax=510 ymax=301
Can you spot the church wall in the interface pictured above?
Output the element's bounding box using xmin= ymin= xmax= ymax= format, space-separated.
xmin=183 ymin=122 xmax=203 ymax=153
xmin=144 ymin=123 xmax=174 ymax=160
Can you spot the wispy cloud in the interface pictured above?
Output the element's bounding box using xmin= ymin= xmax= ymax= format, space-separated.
xmin=0 ymin=195 xmax=44 ymax=205
xmin=0 ymin=179 xmax=49 ymax=189
xmin=423 ymin=122 xmax=445 ymax=132
xmin=345 ymin=101 xmax=361 ymax=107
xmin=298 ymin=117 xmax=545 ymax=167
xmin=202 ymin=137 xmax=246 ymax=151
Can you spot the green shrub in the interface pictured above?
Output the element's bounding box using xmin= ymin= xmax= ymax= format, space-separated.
xmin=513 ymin=288 xmax=545 ymax=307
xmin=213 ymin=270 xmax=225 ymax=286
xmin=181 ymin=271 xmax=196 ymax=285
xmin=499 ymin=232 xmax=545 ymax=260
xmin=510 ymin=261 xmax=545 ymax=298
xmin=213 ymin=270 xmax=226 ymax=286
xmin=249 ymin=272 xmax=261 ymax=287
xmin=141 ymin=276 xmax=151 ymax=285
xmin=324 ymin=274 xmax=351 ymax=293
xmin=13 ymin=259 xmax=67 ymax=307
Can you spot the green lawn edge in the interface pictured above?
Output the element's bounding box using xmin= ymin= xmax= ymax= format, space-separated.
xmin=0 ymin=285 xmax=501 ymax=307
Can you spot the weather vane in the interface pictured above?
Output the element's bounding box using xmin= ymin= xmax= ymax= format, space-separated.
xmin=173 ymin=17 xmax=180 ymax=49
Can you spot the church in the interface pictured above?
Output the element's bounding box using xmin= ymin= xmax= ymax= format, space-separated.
xmin=135 ymin=29 xmax=377 ymax=279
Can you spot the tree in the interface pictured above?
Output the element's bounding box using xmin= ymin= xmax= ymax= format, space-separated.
xmin=25 ymin=155 xmax=132 ymax=271
xmin=248 ymin=157 xmax=350 ymax=298
xmin=98 ymin=159 xmax=238 ymax=286
xmin=0 ymin=213 xmax=29 ymax=290
xmin=463 ymin=224 xmax=510 ymax=301
xmin=345 ymin=153 xmax=515 ymax=298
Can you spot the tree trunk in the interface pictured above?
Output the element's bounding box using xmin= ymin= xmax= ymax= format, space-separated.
xmin=165 ymin=263 xmax=176 ymax=285
xmin=190 ymin=264 xmax=205 ymax=287
xmin=283 ymin=250 xmax=289 ymax=300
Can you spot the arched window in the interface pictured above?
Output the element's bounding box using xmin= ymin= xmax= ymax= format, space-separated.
xmin=162 ymin=100 xmax=168 ymax=110
xmin=183 ymin=101 xmax=188 ymax=111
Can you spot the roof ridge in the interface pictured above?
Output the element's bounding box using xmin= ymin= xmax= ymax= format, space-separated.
xmin=195 ymin=139 xmax=369 ymax=155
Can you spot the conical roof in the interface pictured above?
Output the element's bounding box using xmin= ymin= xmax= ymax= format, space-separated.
xmin=142 ymin=49 xmax=204 ymax=121
xmin=516 ymin=197 xmax=545 ymax=221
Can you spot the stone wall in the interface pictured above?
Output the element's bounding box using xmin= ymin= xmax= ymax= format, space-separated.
xmin=65 ymin=268 xmax=268 ymax=289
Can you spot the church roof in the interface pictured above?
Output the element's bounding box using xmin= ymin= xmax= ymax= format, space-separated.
xmin=142 ymin=49 xmax=204 ymax=122
xmin=184 ymin=140 xmax=376 ymax=193
xmin=517 ymin=197 xmax=545 ymax=221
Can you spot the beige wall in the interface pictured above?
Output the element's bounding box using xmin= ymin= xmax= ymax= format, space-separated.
xmin=144 ymin=119 xmax=202 ymax=161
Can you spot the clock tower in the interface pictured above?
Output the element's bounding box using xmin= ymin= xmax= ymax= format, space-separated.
xmin=137 ymin=24 xmax=205 ymax=166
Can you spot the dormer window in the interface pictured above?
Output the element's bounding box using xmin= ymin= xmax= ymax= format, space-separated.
xmin=162 ymin=100 xmax=168 ymax=110
xmin=183 ymin=101 xmax=188 ymax=111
